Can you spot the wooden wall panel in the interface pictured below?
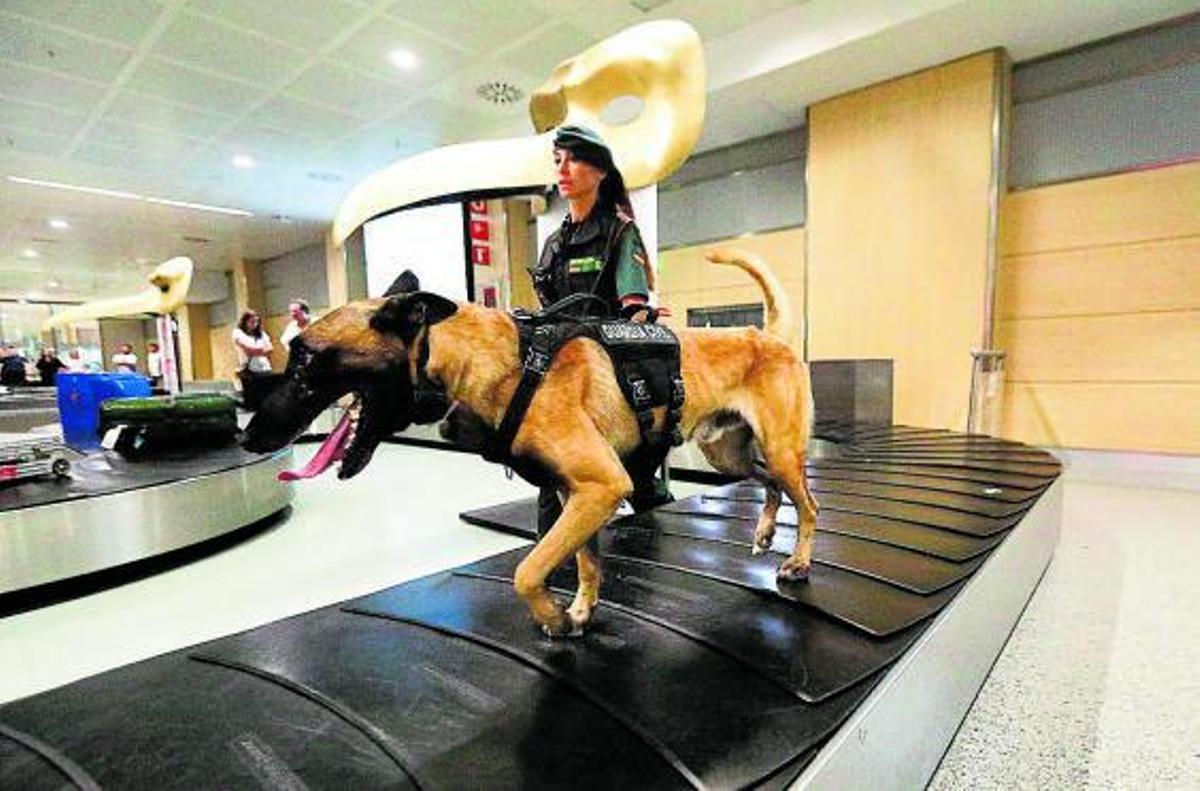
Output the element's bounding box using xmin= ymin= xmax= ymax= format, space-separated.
xmin=997 ymin=161 xmax=1200 ymax=453
xmin=997 ymin=237 xmax=1200 ymax=319
xmin=209 ymin=323 xmax=238 ymax=385
xmin=1003 ymin=383 xmax=1200 ymax=454
xmin=185 ymin=304 xmax=213 ymax=381
xmin=657 ymin=228 xmax=804 ymax=334
xmin=1000 ymin=313 xmax=1200 ymax=383
xmin=1002 ymin=161 xmax=1200 ymax=255
xmin=806 ymin=51 xmax=1001 ymax=430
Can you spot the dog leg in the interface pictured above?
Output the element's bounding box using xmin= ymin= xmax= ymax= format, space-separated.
xmin=513 ymin=475 xmax=627 ymax=637
xmin=762 ymin=445 xmax=819 ymax=581
xmin=567 ymin=541 xmax=603 ymax=628
xmin=753 ymin=484 xmax=782 ymax=555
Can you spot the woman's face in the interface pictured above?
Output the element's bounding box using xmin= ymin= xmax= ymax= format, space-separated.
xmin=554 ymin=148 xmax=604 ymax=201
xmin=247 ymin=314 xmax=260 ymax=329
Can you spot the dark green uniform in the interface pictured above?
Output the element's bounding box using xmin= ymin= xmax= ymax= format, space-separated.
xmin=531 ymin=208 xmax=649 ymax=317
xmin=530 ymin=206 xmax=671 ymax=536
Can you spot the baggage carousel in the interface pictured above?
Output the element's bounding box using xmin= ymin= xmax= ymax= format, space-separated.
xmin=0 ymin=442 xmax=294 ymax=600
xmin=0 ymin=424 xmax=1059 ymax=789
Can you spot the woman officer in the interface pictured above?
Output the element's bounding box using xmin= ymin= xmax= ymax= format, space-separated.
xmin=529 ymin=124 xmax=672 ymax=537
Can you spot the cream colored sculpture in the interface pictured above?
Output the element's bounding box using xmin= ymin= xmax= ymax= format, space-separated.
xmin=43 ymin=256 xmax=194 ymax=330
xmin=333 ymin=19 xmax=705 ymax=245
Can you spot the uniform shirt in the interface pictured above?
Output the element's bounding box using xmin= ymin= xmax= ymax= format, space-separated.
xmin=532 ymin=207 xmax=650 ymax=317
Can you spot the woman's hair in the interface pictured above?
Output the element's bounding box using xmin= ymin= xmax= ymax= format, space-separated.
xmin=237 ymin=310 xmax=262 ymax=337
xmin=598 ymin=165 xmax=634 ymax=220
xmin=290 ymin=298 xmax=310 ymax=315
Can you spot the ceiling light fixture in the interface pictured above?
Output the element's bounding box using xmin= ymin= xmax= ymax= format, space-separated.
xmin=388 ymin=47 xmax=418 ymax=70
xmin=6 ymin=176 xmax=253 ymax=217
xmin=232 ymin=155 xmax=255 ymax=169
xmin=21 ymin=248 xmax=39 ymax=258
xmin=48 ymin=218 xmax=69 ymax=230
xmin=48 ymin=279 xmax=60 ymax=288
xmin=476 ymin=80 xmax=524 ymax=106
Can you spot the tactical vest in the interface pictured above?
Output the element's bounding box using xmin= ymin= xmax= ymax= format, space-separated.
xmin=531 ymin=210 xmax=635 ymax=317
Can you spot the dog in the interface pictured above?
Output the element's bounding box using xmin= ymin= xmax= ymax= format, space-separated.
xmin=243 ymin=250 xmax=817 ymax=637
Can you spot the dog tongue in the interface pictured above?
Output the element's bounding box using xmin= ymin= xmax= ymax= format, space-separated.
xmin=278 ymin=411 xmax=352 ymax=482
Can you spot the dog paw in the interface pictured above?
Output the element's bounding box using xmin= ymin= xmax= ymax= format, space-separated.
xmin=541 ymin=619 xmax=585 ymax=639
xmin=751 ymin=543 xmax=768 ymax=556
xmin=776 ymin=558 xmax=811 ymax=582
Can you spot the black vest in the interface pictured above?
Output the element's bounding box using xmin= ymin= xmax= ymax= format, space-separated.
xmin=532 ymin=209 xmax=632 ymax=317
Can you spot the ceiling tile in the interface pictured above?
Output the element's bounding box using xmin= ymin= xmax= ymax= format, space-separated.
xmin=386 ymin=0 xmax=549 ymax=55
xmin=72 ymin=140 xmax=178 ymax=173
xmin=86 ymin=118 xmax=204 ymax=159
xmin=0 ymin=124 xmax=71 ymax=157
xmin=496 ymin=21 xmax=596 ymax=85
xmin=1 ymin=0 xmax=165 ymax=47
xmin=0 ymin=61 xmax=107 ymax=112
xmin=0 ymin=98 xmax=85 ymax=136
xmin=0 ymin=14 xmax=134 ymax=84
xmin=125 ymin=57 xmax=262 ymax=114
xmin=103 ymin=92 xmax=229 ymax=137
xmin=186 ymin=0 xmax=369 ymax=51
xmin=391 ymin=96 xmax=499 ymax=147
xmin=246 ymin=95 xmax=360 ymax=141
xmin=152 ymin=11 xmax=309 ymax=87
xmin=285 ymin=62 xmax=414 ymax=119
xmin=330 ymin=17 xmax=467 ymax=89
xmin=427 ymin=59 xmax=543 ymax=126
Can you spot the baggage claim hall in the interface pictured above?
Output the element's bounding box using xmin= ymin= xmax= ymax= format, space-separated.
xmin=1 ymin=2 xmax=1197 ymax=788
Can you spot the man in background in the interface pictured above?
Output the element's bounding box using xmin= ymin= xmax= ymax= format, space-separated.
xmin=279 ymin=299 xmax=312 ymax=351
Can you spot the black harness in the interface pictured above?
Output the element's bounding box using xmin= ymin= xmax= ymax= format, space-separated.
xmin=482 ymin=295 xmax=685 ymax=469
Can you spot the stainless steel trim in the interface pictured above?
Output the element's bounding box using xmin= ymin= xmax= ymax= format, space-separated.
xmin=0 ymin=449 xmax=294 ymax=595
xmin=795 ymin=477 xmax=1063 ymax=789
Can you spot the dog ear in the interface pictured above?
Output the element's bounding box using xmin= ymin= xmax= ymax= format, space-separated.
xmin=383 ymin=269 xmax=421 ymax=297
xmin=370 ymin=292 xmax=458 ymax=342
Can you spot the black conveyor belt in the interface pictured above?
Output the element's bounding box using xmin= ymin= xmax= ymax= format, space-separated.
xmin=0 ymin=424 xmax=1059 ymax=788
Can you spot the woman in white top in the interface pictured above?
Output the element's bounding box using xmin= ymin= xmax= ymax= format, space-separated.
xmin=233 ymin=310 xmax=275 ymax=409
xmin=233 ymin=311 xmax=273 ymax=373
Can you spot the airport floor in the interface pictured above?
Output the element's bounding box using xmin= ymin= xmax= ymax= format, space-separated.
xmin=1 ymin=444 xmax=1196 ymax=789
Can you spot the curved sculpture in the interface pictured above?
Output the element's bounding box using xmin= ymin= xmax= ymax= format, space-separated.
xmin=333 ymin=19 xmax=705 ymax=245
xmin=43 ymin=257 xmax=194 ymax=330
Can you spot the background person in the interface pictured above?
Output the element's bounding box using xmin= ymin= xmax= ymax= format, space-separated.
xmin=279 ymin=299 xmax=312 ymax=351
xmin=36 ymin=348 xmax=66 ymax=386
xmin=1 ymin=344 xmax=28 ymax=386
xmin=110 ymin=342 xmax=138 ymax=373
xmin=528 ymin=124 xmax=672 ymax=538
xmin=233 ymin=310 xmax=275 ymax=410
xmin=146 ymin=341 xmax=163 ymax=388
xmin=64 ymin=348 xmax=88 ymax=372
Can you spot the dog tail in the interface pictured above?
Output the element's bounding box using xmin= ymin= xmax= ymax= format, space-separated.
xmin=703 ymin=248 xmax=800 ymax=352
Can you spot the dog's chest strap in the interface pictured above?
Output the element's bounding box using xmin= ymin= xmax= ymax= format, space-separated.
xmin=482 ymin=320 xmax=685 ymax=465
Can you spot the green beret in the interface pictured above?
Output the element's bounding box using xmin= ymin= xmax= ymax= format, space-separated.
xmin=553 ymin=124 xmax=613 ymax=171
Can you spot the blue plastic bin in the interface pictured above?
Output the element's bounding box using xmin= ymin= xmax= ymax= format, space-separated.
xmin=57 ymin=372 xmax=152 ymax=450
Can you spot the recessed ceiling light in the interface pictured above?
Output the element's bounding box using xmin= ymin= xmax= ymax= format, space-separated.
xmin=21 ymin=248 xmax=39 ymax=258
xmin=388 ymin=47 xmax=418 ymax=70
xmin=232 ymin=154 xmax=255 ymax=169
xmin=48 ymin=279 xmax=60 ymax=288
xmin=48 ymin=218 xmax=69 ymax=230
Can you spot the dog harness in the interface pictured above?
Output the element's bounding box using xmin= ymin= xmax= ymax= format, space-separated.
xmin=482 ymin=296 xmax=685 ymax=469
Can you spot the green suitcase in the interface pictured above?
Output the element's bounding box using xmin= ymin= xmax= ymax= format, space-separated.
xmin=98 ymin=393 xmax=238 ymax=459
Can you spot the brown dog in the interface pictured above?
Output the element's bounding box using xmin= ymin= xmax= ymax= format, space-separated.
xmin=243 ymin=250 xmax=817 ymax=637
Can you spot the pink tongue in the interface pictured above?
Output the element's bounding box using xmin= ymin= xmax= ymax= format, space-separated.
xmin=278 ymin=411 xmax=353 ymax=482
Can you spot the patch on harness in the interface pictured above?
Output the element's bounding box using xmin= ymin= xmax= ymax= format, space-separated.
xmin=598 ymin=322 xmax=675 ymax=343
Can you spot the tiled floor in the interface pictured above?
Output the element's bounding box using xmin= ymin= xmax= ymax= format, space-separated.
xmin=1 ymin=444 xmax=1196 ymax=788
